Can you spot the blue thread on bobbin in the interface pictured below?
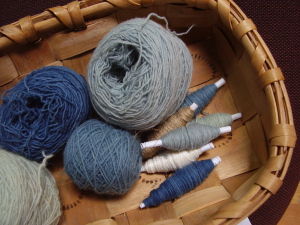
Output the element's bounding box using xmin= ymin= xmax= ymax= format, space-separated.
xmin=140 ymin=157 xmax=221 ymax=208
xmin=180 ymin=78 xmax=225 ymax=116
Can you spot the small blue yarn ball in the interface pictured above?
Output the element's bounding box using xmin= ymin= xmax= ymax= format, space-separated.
xmin=0 ymin=66 xmax=91 ymax=162
xmin=64 ymin=119 xmax=142 ymax=195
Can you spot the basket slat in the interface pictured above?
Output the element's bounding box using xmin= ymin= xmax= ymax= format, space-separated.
xmin=172 ymin=185 xmax=231 ymax=218
xmin=212 ymin=126 xmax=261 ymax=180
xmin=148 ymin=219 xmax=184 ymax=225
xmin=9 ymin=41 xmax=55 ymax=75
xmin=48 ymin=14 xmax=118 ymax=60
xmin=0 ymin=54 xmax=19 ymax=86
xmin=86 ymin=218 xmax=118 ymax=225
xmin=63 ymin=52 xmax=93 ymax=78
xmin=245 ymin=115 xmax=269 ymax=164
xmin=225 ymin=170 xmax=259 ymax=199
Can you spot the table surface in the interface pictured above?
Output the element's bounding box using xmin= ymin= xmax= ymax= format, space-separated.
xmin=278 ymin=181 xmax=300 ymax=224
xmin=0 ymin=1 xmax=299 ymax=225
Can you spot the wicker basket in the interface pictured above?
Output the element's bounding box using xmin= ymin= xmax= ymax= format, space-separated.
xmin=0 ymin=0 xmax=297 ymax=225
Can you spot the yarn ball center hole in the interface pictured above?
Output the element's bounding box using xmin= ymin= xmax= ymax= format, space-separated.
xmin=107 ymin=44 xmax=139 ymax=83
xmin=26 ymin=96 xmax=44 ymax=109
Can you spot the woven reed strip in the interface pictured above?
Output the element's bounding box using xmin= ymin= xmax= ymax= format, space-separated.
xmin=0 ymin=1 xmax=118 ymax=52
xmin=0 ymin=0 xmax=248 ymax=53
xmin=0 ymin=0 xmax=296 ymax=224
xmin=0 ymin=0 xmax=196 ymax=52
xmin=200 ymin=0 xmax=296 ymax=224
xmin=86 ymin=218 xmax=118 ymax=225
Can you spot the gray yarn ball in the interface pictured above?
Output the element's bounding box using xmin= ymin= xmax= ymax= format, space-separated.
xmin=87 ymin=14 xmax=193 ymax=130
xmin=0 ymin=149 xmax=61 ymax=225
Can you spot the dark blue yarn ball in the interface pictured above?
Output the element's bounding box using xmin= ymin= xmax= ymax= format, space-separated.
xmin=0 ymin=66 xmax=91 ymax=162
xmin=64 ymin=119 xmax=142 ymax=196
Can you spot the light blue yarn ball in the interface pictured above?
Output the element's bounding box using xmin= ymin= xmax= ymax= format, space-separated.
xmin=64 ymin=119 xmax=142 ymax=195
xmin=87 ymin=15 xmax=193 ymax=130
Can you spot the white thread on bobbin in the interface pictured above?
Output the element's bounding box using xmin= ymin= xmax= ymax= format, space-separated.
xmin=141 ymin=142 xmax=215 ymax=173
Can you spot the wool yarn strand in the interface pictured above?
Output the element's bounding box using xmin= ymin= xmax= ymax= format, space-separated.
xmin=140 ymin=156 xmax=221 ymax=208
xmin=87 ymin=14 xmax=193 ymax=130
xmin=141 ymin=142 xmax=214 ymax=173
xmin=189 ymin=112 xmax=242 ymax=127
xmin=142 ymin=103 xmax=198 ymax=159
xmin=0 ymin=66 xmax=91 ymax=162
xmin=141 ymin=123 xmax=231 ymax=151
xmin=64 ymin=119 xmax=142 ymax=195
xmin=180 ymin=78 xmax=225 ymax=116
xmin=0 ymin=148 xmax=61 ymax=225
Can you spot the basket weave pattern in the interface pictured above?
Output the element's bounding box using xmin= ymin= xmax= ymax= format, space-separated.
xmin=0 ymin=0 xmax=297 ymax=225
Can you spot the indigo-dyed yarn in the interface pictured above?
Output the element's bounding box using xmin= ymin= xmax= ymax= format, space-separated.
xmin=64 ymin=119 xmax=142 ymax=195
xmin=180 ymin=78 xmax=225 ymax=116
xmin=0 ymin=148 xmax=61 ymax=225
xmin=140 ymin=157 xmax=221 ymax=208
xmin=0 ymin=66 xmax=91 ymax=162
xmin=87 ymin=13 xmax=193 ymax=130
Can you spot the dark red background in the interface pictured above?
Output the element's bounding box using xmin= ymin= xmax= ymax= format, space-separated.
xmin=1 ymin=1 xmax=299 ymax=224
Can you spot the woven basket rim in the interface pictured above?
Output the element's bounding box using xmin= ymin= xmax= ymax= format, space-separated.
xmin=0 ymin=1 xmax=297 ymax=224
